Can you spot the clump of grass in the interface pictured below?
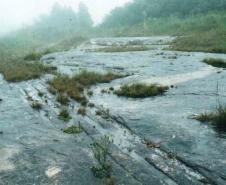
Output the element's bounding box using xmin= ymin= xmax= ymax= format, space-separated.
xmin=48 ymin=71 xmax=123 ymax=102
xmin=48 ymin=86 xmax=57 ymax=95
xmin=202 ymin=58 xmax=226 ymax=68
xmin=87 ymin=90 xmax=93 ymax=96
xmin=109 ymin=87 xmax=114 ymax=91
xmin=77 ymin=107 xmax=86 ymax=116
xmin=115 ymin=83 xmax=168 ymax=98
xmin=57 ymin=94 xmax=70 ymax=105
xmin=143 ymin=139 xmax=160 ymax=149
xmin=0 ymin=60 xmax=56 ymax=82
xmin=31 ymin=101 xmax=42 ymax=111
xmin=73 ymin=71 xmax=123 ymax=86
xmin=58 ymin=109 xmax=71 ymax=122
xmin=81 ymin=98 xmax=88 ymax=106
xmin=38 ymin=91 xmax=44 ymax=97
xmin=88 ymin=102 xmax=95 ymax=108
xmin=63 ymin=124 xmax=83 ymax=134
xmin=193 ymin=105 xmax=226 ymax=132
xmin=91 ymin=136 xmax=112 ymax=179
xmin=93 ymin=46 xmax=150 ymax=53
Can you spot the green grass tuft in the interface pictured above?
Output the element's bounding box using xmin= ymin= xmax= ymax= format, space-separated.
xmin=202 ymin=58 xmax=226 ymax=68
xmin=63 ymin=125 xmax=83 ymax=134
xmin=194 ymin=105 xmax=226 ymax=132
xmin=58 ymin=109 xmax=71 ymax=122
xmin=115 ymin=83 xmax=168 ymax=98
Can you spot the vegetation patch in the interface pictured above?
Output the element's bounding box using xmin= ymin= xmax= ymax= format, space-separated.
xmin=171 ymin=30 xmax=226 ymax=54
xmin=193 ymin=105 xmax=226 ymax=133
xmin=57 ymin=94 xmax=70 ymax=105
xmin=48 ymin=71 xmax=123 ymax=102
xmin=202 ymin=58 xmax=226 ymax=68
xmin=31 ymin=101 xmax=43 ymax=111
xmin=58 ymin=109 xmax=71 ymax=122
xmin=63 ymin=125 xmax=83 ymax=134
xmin=91 ymin=136 xmax=112 ymax=179
xmin=77 ymin=107 xmax=86 ymax=116
xmin=88 ymin=102 xmax=95 ymax=108
xmin=0 ymin=61 xmax=57 ymax=82
xmin=93 ymin=45 xmax=150 ymax=53
xmin=115 ymin=83 xmax=168 ymax=98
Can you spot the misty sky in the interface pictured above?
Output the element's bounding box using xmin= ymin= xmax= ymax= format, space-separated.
xmin=0 ymin=0 xmax=131 ymax=34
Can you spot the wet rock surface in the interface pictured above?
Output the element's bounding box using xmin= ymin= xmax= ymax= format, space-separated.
xmin=1 ymin=37 xmax=226 ymax=184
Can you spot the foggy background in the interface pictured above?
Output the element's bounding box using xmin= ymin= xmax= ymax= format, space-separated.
xmin=0 ymin=0 xmax=131 ymax=35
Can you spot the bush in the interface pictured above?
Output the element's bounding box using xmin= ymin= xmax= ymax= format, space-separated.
xmin=115 ymin=83 xmax=168 ymax=98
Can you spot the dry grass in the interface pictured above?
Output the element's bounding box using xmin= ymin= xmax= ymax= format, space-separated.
xmin=115 ymin=83 xmax=168 ymax=98
xmin=193 ymin=105 xmax=226 ymax=132
xmin=56 ymin=94 xmax=70 ymax=105
xmin=0 ymin=60 xmax=56 ymax=82
xmin=48 ymin=71 xmax=123 ymax=102
xmin=93 ymin=46 xmax=150 ymax=53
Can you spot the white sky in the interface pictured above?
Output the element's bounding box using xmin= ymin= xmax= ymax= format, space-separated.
xmin=0 ymin=0 xmax=131 ymax=34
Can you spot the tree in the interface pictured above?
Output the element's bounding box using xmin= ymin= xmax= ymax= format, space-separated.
xmin=77 ymin=2 xmax=93 ymax=29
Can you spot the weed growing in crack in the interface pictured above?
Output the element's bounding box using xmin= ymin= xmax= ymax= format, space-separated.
xmin=90 ymin=135 xmax=113 ymax=179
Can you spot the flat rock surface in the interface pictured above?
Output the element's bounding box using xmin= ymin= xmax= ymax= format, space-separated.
xmin=1 ymin=36 xmax=226 ymax=185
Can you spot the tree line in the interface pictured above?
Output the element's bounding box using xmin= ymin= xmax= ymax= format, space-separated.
xmin=101 ymin=0 xmax=226 ymax=28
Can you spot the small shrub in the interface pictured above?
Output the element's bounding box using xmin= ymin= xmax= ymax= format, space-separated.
xmin=63 ymin=125 xmax=83 ymax=134
xmin=58 ymin=109 xmax=71 ymax=122
xmin=91 ymin=136 xmax=112 ymax=179
xmin=115 ymin=83 xmax=168 ymax=98
xmin=31 ymin=101 xmax=42 ymax=111
xmin=203 ymin=58 xmax=226 ymax=68
xmin=77 ymin=107 xmax=86 ymax=116
xmin=57 ymin=94 xmax=69 ymax=105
